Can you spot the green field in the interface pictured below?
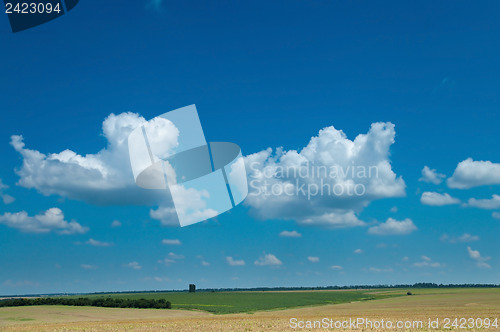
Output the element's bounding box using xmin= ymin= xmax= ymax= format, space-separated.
xmin=65 ymin=289 xmax=404 ymax=314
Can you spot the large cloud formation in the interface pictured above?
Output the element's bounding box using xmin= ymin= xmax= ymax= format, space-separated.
xmin=11 ymin=113 xmax=169 ymax=206
xmin=11 ymin=115 xmax=405 ymax=228
xmin=244 ymin=122 xmax=405 ymax=227
xmin=10 ymin=112 xmax=230 ymax=227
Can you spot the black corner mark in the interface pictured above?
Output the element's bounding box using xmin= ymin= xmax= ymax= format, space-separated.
xmin=4 ymin=0 xmax=79 ymax=33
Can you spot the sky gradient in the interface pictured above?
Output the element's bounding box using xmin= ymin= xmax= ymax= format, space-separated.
xmin=0 ymin=1 xmax=499 ymax=295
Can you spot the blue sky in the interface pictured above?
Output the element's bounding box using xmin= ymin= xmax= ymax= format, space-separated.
xmin=1 ymin=0 xmax=500 ymax=295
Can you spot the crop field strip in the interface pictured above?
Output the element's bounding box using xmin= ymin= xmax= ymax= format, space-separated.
xmin=62 ymin=289 xmax=403 ymax=314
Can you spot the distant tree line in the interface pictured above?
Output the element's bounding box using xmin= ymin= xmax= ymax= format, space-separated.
xmin=0 ymin=297 xmax=171 ymax=309
xmin=11 ymin=283 xmax=496 ymax=298
xmin=199 ymin=283 xmax=500 ymax=292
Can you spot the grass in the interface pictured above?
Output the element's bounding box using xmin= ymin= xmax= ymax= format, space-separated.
xmin=65 ymin=289 xmax=403 ymax=314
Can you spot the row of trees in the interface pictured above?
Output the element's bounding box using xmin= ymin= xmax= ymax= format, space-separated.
xmin=201 ymin=283 xmax=500 ymax=292
xmin=0 ymin=297 xmax=171 ymax=309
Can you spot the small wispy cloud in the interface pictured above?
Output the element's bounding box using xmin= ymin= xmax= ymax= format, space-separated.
xmin=467 ymin=247 xmax=491 ymax=269
xmin=146 ymin=0 xmax=162 ymax=12
xmin=226 ymin=256 xmax=245 ymax=266
xmin=153 ymin=276 xmax=170 ymax=282
xmin=413 ymin=256 xmax=441 ymax=268
xmin=158 ymin=258 xmax=175 ymax=266
xmin=168 ymin=252 xmax=184 ymax=259
xmin=279 ymin=230 xmax=302 ymax=238
xmin=369 ymin=267 xmax=393 ymax=273
xmin=162 ymin=239 xmax=182 ymax=245
xmin=158 ymin=252 xmax=184 ymax=266
xmin=432 ymin=77 xmax=456 ymax=94
xmin=307 ymin=256 xmax=319 ymax=263
xmin=86 ymin=238 xmax=113 ymax=247
xmin=419 ymin=166 xmax=446 ymax=185
xmin=0 ymin=179 xmax=14 ymax=204
xmin=123 ymin=261 xmax=142 ymax=270
xmin=440 ymin=233 xmax=479 ymax=243
xmin=3 ymin=280 xmax=39 ymax=288
xmin=111 ymin=220 xmax=122 ymax=228
xmin=81 ymin=264 xmax=98 ymax=270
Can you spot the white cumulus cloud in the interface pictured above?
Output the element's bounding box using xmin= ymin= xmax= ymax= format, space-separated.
xmin=420 ymin=192 xmax=460 ymax=206
xmin=0 ymin=208 xmax=88 ymax=234
xmin=448 ymin=158 xmax=500 ymax=189
xmin=244 ymin=122 xmax=405 ymax=228
xmin=254 ymin=253 xmax=282 ymax=266
xmin=467 ymin=195 xmax=500 ymax=210
xmin=10 ymin=113 xmax=169 ymax=206
xmin=10 ymin=112 xmax=224 ymax=228
xmin=368 ymin=218 xmax=417 ymax=236
xmin=419 ymin=166 xmax=445 ymax=185
xmin=307 ymin=256 xmax=320 ymax=263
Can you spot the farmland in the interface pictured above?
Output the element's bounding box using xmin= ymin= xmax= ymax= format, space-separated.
xmin=64 ymin=288 xmax=402 ymax=314
xmin=1 ymin=288 xmax=499 ymax=331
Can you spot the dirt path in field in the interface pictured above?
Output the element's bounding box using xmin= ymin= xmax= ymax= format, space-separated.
xmin=2 ymin=291 xmax=500 ymax=331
